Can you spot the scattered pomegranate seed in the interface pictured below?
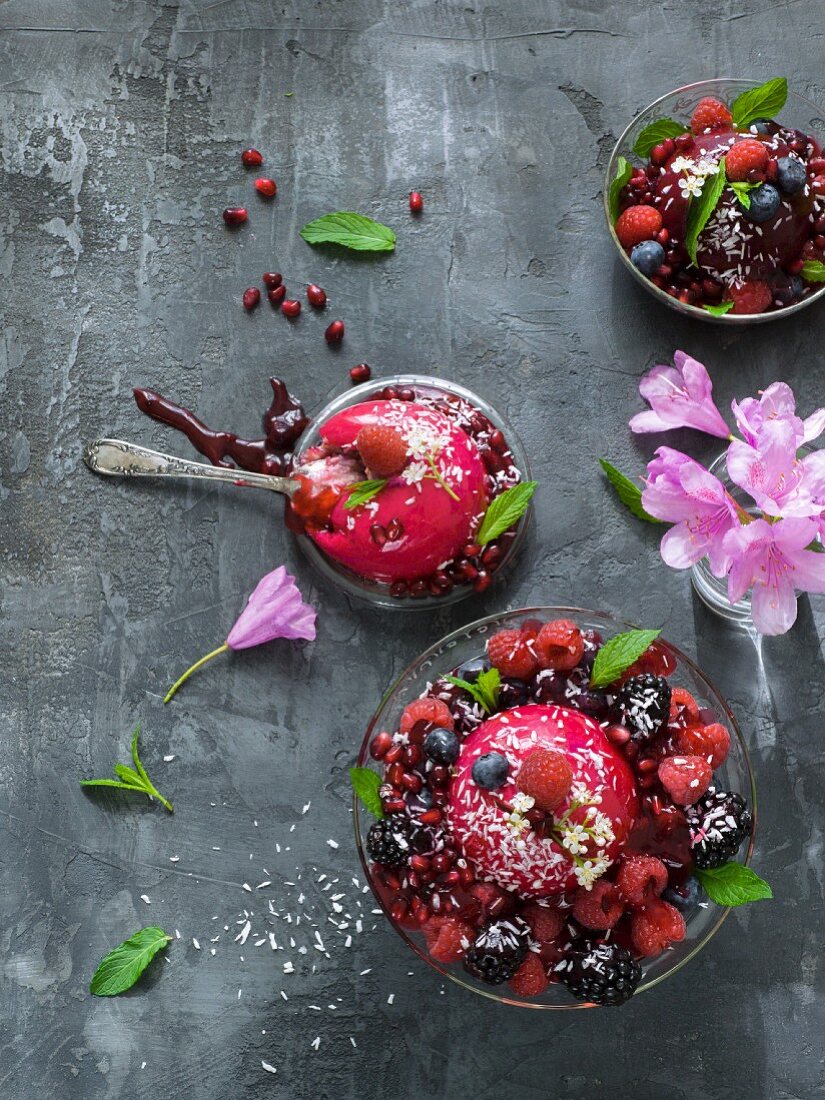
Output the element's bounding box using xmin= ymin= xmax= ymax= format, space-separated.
xmin=222 ymin=207 xmax=248 ymax=227
xmin=242 ymin=287 xmax=261 ymax=311
xmin=267 ymin=285 xmax=286 ymax=306
xmin=409 ymin=190 xmax=424 ymax=214
xmin=281 ymin=298 xmax=301 ymax=318
xmin=262 ymin=272 xmax=283 ymax=288
xmin=370 ymin=731 xmax=393 ymax=759
xmin=254 ymin=177 xmax=277 ymax=198
xmin=350 ymin=363 xmax=371 ymax=384
xmin=324 ymin=319 xmax=345 ymax=344
xmin=306 ymin=283 xmax=327 ymax=308
xmin=241 ymin=148 xmax=263 ymax=167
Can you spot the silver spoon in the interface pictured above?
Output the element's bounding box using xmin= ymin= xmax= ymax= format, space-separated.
xmin=83 ymin=438 xmax=300 ymax=497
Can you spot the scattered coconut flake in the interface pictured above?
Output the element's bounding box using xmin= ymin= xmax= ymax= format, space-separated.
xmin=261 ymin=1061 xmax=277 ymax=1075
xmin=242 ymin=883 xmax=252 ymax=893
xmin=327 ymin=839 xmax=339 ymax=850
xmin=311 ymin=1037 xmax=321 ymax=1051
xmin=169 ymin=856 xmax=180 ymax=863
xmin=140 ymin=895 xmax=151 ymax=905
xmin=192 ymin=938 xmax=201 ymax=950
xmin=163 ymin=754 xmax=176 ymax=762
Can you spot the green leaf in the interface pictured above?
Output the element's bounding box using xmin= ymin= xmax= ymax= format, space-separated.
xmin=90 ymin=926 xmax=173 ymax=996
xmin=343 ymin=479 xmax=388 ymax=510
xmin=703 ymin=300 xmax=735 ymax=316
xmin=444 ymin=667 xmax=501 ymax=714
xmin=349 ymin=767 xmax=384 ymax=819
xmin=113 ymin=764 xmax=143 ymax=787
xmin=81 ymin=726 xmax=173 ymax=813
xmin=731 ymin=77 xmax=788 ymax=129
xmin=632 ymin=117 xmax=689 ymax=159
xmin=300 ymin=211 xmax=396 ymax=252
xmin=608 ymin=156 xmax=633 ymax=223
xmin=589 ymin=628 xmax=662 ymax=689
xmin=695 ymin=863 xmax=773 ymax=907
xmin=729 ymin=180 xmax=759 ymax=210
xmin=599 ymin=459 xmax=663 ymax=525
xmin=476 ymin=481 xmax=537 ymax=546
xmin=685 ymin=156 xmax=728 ymax=267
xmin=802 ymin=260 xmax=825 ymax=283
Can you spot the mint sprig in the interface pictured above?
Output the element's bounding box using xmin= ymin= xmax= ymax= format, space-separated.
xmin=801 ymin=260 xmax=825 ymax=283
xmin=476 ymin=481 xmax=537 ymax=546
xmin=728 ymin=180 xmax=760 ymax=210
xmin=695 ymin=863 xmax=772 ymax=907
xmin=300 ymin=212 xmax=396 ymax=252
xmin=731 ymin=77 xmax=788 ymax=129
xmin=685 ymin=156 xmax=728 ymax=267
xmin=90 ymin=926 xmax=173 ymax=996
xmin=599 ymin=459 xmax=663 ymax=525
xmin=608 ymin=156 xmax=633 ymax=223
xmin=343 ymin=479 xmax=387 ymax=510
xmin=444 ymin=667 xmax=501 ymax=714
xmin=703 ymin=300 xmax=735 ymax=316
xmin=349 ymin=766 xmax=384 ymax=819
xmin=81 ymin=726 xmax=173 ymax=813
xmin=632 ymin=117 xmax=689 ymax=159
xmin=589 ymin=628 xmax=662 ymax=689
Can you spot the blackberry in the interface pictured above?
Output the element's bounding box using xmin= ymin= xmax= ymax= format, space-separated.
xmin=462 ymin=918 xmax=530 ymax=985
xmin=615 ymin=673 xmax=671 ymax=742
xmin=685 ymin=788 xmax=752 ymax=869
xmin=556 ymin=942 xmax=642 ymax=1007
xmin=366 ymin=817 xmax=412 ymax=867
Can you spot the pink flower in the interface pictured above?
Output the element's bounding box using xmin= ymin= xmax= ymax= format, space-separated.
xmin=227 ymin=566 xmax=316 ymax=648
xmin=726 ymin=420 xmax=825 ymax=518
xmin=723 ymin=517 xmax=825 ymax=635
xmin=629 ymin=351 xmax=731 ymax=439
xmin=642 ymin=447 xmax=739 ymax=575
xmin=732 ymin=381 xmax=825 ymax=448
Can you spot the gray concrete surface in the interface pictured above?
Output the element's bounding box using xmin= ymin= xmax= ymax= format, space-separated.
xmin=1 ymin=2 xmax=824 ymax=1097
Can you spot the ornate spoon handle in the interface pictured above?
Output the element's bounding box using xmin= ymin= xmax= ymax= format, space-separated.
xmin=83 ymin=438 xmax=299 ymax=496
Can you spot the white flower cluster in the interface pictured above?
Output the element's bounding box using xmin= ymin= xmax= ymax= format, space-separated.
xmin=557 ymin=784 xmax=616 ymax=890
xmin=573 ymin=855 xmax=613 ymax=890
xmin=404 ymin=422 xmax=449 ymax=461
xmin=504 ymin=792 xmax=535 ymax=849
xmin=401 ymin=460 xmax=429 ymax=486
xmin=671 ymin=155 xmax=720 ymax=199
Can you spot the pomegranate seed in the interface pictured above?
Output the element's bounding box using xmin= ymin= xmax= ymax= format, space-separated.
xmin=263 ymin=272 xmax=283 ymax=288
xmin=242 ymin=287 xmax=261 ymax=311
xmin=410 ymin=854 xmax=430 ymax=873
xmin=432 ymin=852 xmax=453 ymax=873
xmin=384 ymin=744 xmax=403 ymax=765
xmin=241 ymin=148 xmax=263 ymax=167
xmin=430 ymin=766 xmax=449 ymax=787
xmin=409 ymin=580 xmax=428 ymax=598
xmin=458 ymin=865 xmax=475 ymax=886
xmin=390 ymin=900 xmax=408 ymax=923
xmin=324 ymin=319 xmax=345 ymax=343
xmin=814 ymin=234 xmax=825 ymax=250
xmin=403 ymin=744 xmax=423 ymax=767
xmin=443 ymin=870 xmax=461 ymax=887
xmin=787 ymin=258 xmax=805 ymax=275
xmin=386 ymin=518 xmax=404 ymax=541
xmin=350 ymin=363 xmax=371 ymax=384
xmin=387 ymin=763 xmax=405 ymax=787
xmin=370 ymin=523 xmax=387 ymax=547
xmin=383 ymin=871 xmax=401 ymax=891
xmin=409 ymin=190 xmax=423 ymax=214
xmin=420 ymin=808 xmax=442 ymax=825
xmin=382 ymin=798 xmax=406 ymax=814
xmin=254 ymin=177 xmax=277 ymax=198
xmin=463 ymin=542 xmax=481 ymax=558
xmin=481 ymin=544 xmax=502 ymax=567
xmin=267 ymin=285 xmax=286 ymax=306
xmin=401 ymin=772 xmax=423 ymax=793
xmin=222 ymin=206 xmax=248 ymax=227
xmin=281 ymin=298 xmax=301 ymax=318
xmin=413 ymin=903 xmax=430 ymax=925
xmin=370 ymin=731 xmax=393 ymax=759
xmin=306 ymin=283 xmax=327 ymax=308
xmin=637 ymin=758 xmax=658 ymax=773
xmin=389 ymin=580 xmax=408 ymax=598
xmin=473 ymin=570 xmax=492 ymax=593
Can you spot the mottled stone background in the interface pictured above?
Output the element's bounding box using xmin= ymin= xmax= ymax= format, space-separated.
xmin=1 ymin=2 xmax=823 ymax=1097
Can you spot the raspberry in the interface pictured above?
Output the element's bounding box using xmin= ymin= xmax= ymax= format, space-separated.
xmin=658 ymin=754 xmax=713 ymax=807
xmin=677 ymin=722 xmax=730 ymax=769
xmin=615 ymin=205 xmax=663 ymax=249
xmin=726 ymin=138 xmax=769 ymax=182
xmin=516 ymin=748 xmax=573 ymax=811
xmin=572 ymin=880 xmax=624 ymax=930
xmin=400 ymin=697 xmax=454 ymax=734
xmin=690 ymin=96 xmax=732 ymax=134
xmin=534 ymin=619 xmax=584 ymax=671
xmin=521 ymin=902 xmax=565 ymax=944
xmin=630 ymin=899 xmax=686 ymax=957
xmin=356 ymin=424 xmax=409 ymax=478
xmin=469 ymin=882 xmax=514 ymax=922
xmin=423 ymin=916 xmax=474 ymax=963
xmin=486 ymin=629 xmax=539 ymax=679
xmin=622 ymin=640 xmax=676 ymax=681
xmin=669 ymin=686 xmax=701 ymax=726
xmin=509 ymin=951 xmax=549 ymax=997
xmin=730 ymin=280 xmax=773 ymax=315
xmin=615 ymin=854 xmax=668 ymax=906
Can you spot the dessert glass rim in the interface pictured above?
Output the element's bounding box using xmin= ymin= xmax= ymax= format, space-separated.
xmin=604 ymin=77 xmax=825 ymax=325
xmin=354 ymin=605 xmax=757 ymax=1009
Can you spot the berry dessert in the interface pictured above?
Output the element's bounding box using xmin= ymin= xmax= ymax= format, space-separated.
xmin=358 ymin=614 xmax=755 ymax=1007
xmin=610 ymin=77 xmax=825 ymax=315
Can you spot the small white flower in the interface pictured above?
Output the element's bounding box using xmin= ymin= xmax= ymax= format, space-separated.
xmin=401 ymin=460 xmax=428 ymax=485
xmin=670 ymin=156 xmax=695 ymax=174
xmin=511 ymin=793 xmax=535 ymax=814
xmin=695 ymin=159 xmax=719 ymax=177
xmin=679 ymin=175 xmax=704 ymax=199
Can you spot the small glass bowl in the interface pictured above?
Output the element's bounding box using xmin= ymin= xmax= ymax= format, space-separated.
xmin=291 ymin=375 xmax=532 ymax=610
xmin=604 ymin=78 xmax=825 ymax=325
xmin=354 ymin=607 xmax=757 ymax=1009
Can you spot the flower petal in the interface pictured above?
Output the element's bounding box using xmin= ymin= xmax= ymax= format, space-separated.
xmin=750 ymin=574 xmax=799 ymax=635
xmin=226 ymin=566 xmax=317 ymax=650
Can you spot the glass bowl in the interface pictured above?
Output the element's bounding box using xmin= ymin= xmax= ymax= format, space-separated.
xmin=291 ymin=375 xmax=532 ymax=610
xmin=604 ymin=78 xmax=825 ymax=325
xmin=354 ymin=607 xmax=757 ymax=1009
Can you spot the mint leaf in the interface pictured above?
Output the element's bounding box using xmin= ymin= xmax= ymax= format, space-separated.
xmin=703 ymin=300 xmax=735 ymax=316
xmin=300 ymin=212 xmax=396 ymax=252
xmin=599 ymin=459 xmax=663 ymax=525
xmin=695 ymin=863 xmax=773 ymax=907
xmin=802 ymin=260 xmax=825 ymax=283
xmin=90 ymin=926 xmax=172 ymax=996
xmin=444 ymin=667 xmax=501 ymax=714
xmin=589 ymin=628 xmax=662 ymax=689
xmin=731 ymin=77 xmax=788 ymax=129
xmin=349 ymin=766 xmax=384 ymax=819
xmin=81 ymin=725 xmax=173 ymax=813
xmin=729 ymin=180 xmax=759 ymax=210
xmin=632 ymin=117 xmax=689 ymax=159
xmin=685 ymin=157 xmax=728 ymax=267
xmin=343 ymin=479 xmax=387 ymax=510
xmin=476 ymin=481 xmax=537 ymax=546
xmin=608 ymin=155 xmax=633 ymax=223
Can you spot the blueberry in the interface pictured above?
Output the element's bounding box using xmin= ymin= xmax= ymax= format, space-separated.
xmin=751 ymin=117 xmax=774 ymax=135
xmin=774 ymin=275 xmax=805 ymax=306
xmin=776 ymin=155 xmax=807 ymax=195
xmin=423 ymin=727 xmax=460 ymax=765
xmin=453 ymin=656 xmax=490 ymax=683
xmin=663 ymin=877 xmax=704 ymax=914
xmin=744 ymin=182 xmax=781 ymax=223
xmin=412 ymin=787 xmax=434 ymax=811
xmin=472 ymin=752 xmax=509 ymax=790
xmin=630 ymin=239 xmax=665 ymax=276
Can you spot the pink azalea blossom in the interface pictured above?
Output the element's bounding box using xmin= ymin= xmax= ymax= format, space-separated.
xmin=723 ymin=517 xmax=825 ymax=635
xmin=642 ymin=446 xmax=739 ymax=575
xmin=630 ymin=351 xmax=731 ymax=439
xmin=732 ymin=381 xmax=825 ymax=449
xmin=726 ymin=420 xmax=825 ymax=518
xmin=227 ymin=566 xmax=316 ymax=648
